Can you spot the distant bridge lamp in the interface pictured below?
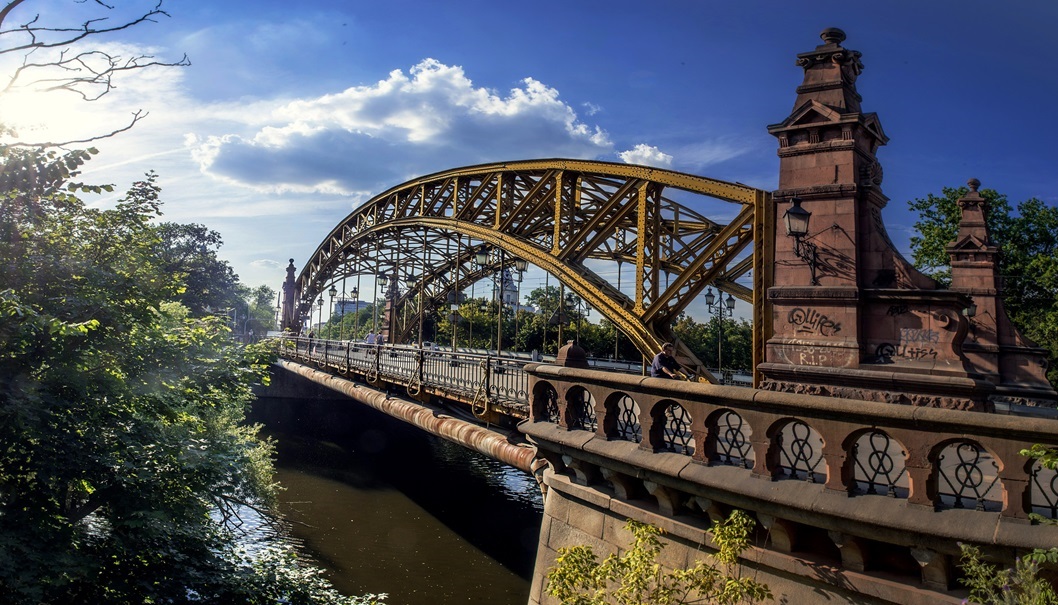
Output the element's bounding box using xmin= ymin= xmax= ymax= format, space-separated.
xmin=512 ymin=258 xmax=528 ymax=345
xmin=316 ymin=296 xmax=323 ymax=333
xmin=374 ymin=273 xmax=388 ymax=335
xmin=350 ymin=286 xmax=359 ymax=340
xmin=475 ymin=246 xmax=509 ymax=355
xmin=328 ymin=285 xmax=338 ymax=334
xmin=783 ymin=197 xmax=819 ymax=285
xmin=705 ymin=287 xmax=736 ymax=380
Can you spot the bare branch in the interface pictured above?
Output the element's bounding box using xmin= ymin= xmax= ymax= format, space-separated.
xmin=0 ymin=1 xmax=188 ymax=145
xmin=5 ymin=109 xmax=146 ymax=148
xmin=0 ymin=2 xmax=171 ymax=56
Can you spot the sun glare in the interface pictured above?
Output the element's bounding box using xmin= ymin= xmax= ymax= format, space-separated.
xmin=0 ymin=90 xmax=94 ymax=144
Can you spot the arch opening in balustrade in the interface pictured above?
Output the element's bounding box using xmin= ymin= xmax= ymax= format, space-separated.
xmin=604 ymin=392 xmax=641 ymax=444
xmin=1029 ymin=459 xmax=1058 ymax=520
xmin=564 ymin=386 xmax=597 ymax=432
xmin=651 ymin=400 xmax=695 ymax=456
xmin=705 ymin=408 xmax=754 ymax=468
xmin=845 ymin=429 xmax=909 ymax=499
xmin=771 ymin=418 xmax=825 ymax=483
xmin=932 ymin=440 xmax=1002 ymax=512
xmin=532 ymin=381 xmax=560 ymax=423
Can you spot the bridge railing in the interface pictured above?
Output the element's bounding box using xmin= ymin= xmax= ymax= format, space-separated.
xmin=275 ymin=336 xmax=535 ymax=417
xmin=523 ymin=362 xmax=1058 ymax=524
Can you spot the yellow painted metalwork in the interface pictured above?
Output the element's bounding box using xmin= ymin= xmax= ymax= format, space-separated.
xmin=551 ymin=171 xmax=562 ymax=256
xmin=494 ymin=173 xmax=503 ymax=230
xmin=295 ymin=159 xmax=771 ymax=383
xmin=753 ymin=189 xmax=775 ymax=388
xmin=634 ymin=181 xmax=647 ymax=315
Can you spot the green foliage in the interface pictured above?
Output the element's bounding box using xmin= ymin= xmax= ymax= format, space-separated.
xmin=546 ymin=512 xmax=772 ymax=605
xmin=0 ymin=150 xmax=376 ymax=603
xmin=908 ymin=186 xmax=1058 ymax=386
xmin=674 ymin=314 xmax=754 ymax=371
xmin=958 ymin=544 xmax=1058 ymax=605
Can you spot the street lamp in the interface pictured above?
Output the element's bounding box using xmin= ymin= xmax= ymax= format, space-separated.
xmin=475 ymin=246 xmax=506 ymax=355
xmin=328 ymin=285 xmax=337 ymax=334
xmin=704 ymin=287 xmax=736 ymax=382
xmin=350 ymin=286 xmax=359 ymax=340
xmin=783 ymin=197 xmax=818 ymax=285
xmin=374 ymin=274 xmax=388 ymax=334
xmin=316 ymin=296 xmax=324 ymax=335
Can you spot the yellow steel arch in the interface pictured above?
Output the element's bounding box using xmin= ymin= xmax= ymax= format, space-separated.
xmin=291 ymin=159 xmax=772 ymax=382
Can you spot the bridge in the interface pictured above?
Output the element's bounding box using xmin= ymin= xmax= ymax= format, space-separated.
xmin=262 ymin=27 xmax=1058 ymax=605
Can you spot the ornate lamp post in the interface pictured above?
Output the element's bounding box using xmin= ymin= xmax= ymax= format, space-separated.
xmin=316 ymin=296 xmax=324 ymax=335
xmin=512 ymin=258 xmax=527 ymax=351
xmin=350 ymin=286 xmax=359 ymax=340
xmin=783 ymin=197 xmax=818 ymax=285
xmin=475 ymin=246 xmax=504 ymax=354
xmin=375 ymin=274 xmax=388 ymax=335
xmin=704 ymin=288 xmax=736 ymax=381
xmin=328 ymin=284 xmax=337 ymax=336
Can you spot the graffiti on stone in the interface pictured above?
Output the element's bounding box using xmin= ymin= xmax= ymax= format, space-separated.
xmin=899 ymin=328 xmax=939 ymax=344
xmin=886 ymin=304 xmax=909 ymax=316
xmin=788 ymin=308 xmax=841 ymax=336
xmin=775 ymin=338 xmax=853 ymax=368
xmin=875 ymin=342 xmax=937 ymax=363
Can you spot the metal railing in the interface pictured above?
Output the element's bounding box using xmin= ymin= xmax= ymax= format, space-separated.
xmin=276 ymin=336 xmax=533 ymax=418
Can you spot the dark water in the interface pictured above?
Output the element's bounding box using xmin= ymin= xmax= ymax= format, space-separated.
xmin=256 ymin=397 xmax=544 ymax=605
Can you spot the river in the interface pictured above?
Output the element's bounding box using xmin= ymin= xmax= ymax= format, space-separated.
xmin=255 ymin=397 xmax=544 ymax=604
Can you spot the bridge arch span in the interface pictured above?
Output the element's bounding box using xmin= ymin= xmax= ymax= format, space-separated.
xmin=289 ymin=158 xmax=773 ymax=381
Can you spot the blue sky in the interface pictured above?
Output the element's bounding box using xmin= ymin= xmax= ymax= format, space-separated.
xmin=2 ymin=0 xmax=1056 ymax=321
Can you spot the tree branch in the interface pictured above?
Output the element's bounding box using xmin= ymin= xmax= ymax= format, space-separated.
xmin=5 ymin=109 xmax=146 ymax=148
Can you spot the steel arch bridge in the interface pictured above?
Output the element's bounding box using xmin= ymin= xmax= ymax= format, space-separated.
xmin=286 ymin=159 xmax=773 ymax=383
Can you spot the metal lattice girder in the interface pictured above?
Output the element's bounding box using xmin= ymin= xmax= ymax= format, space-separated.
xmin=294 ymin=159 xmax=771 ymax=381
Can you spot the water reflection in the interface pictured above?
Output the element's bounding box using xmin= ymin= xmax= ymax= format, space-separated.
xmin=255 ymin=397 xmax=543 ymax=605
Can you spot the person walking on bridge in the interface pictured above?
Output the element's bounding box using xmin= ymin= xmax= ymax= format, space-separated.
xmin=651 ymin=343 xmax=685 ymax=379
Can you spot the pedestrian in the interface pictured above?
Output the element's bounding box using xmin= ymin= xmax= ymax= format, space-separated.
xmin=650 ymin=342 xmax=684 ymax=379
xmin=366 ymin=331 xmax=376 ymax=345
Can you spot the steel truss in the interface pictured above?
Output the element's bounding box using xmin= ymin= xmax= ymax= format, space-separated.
xmin=292 ymin=159 xmax=772 ymax=382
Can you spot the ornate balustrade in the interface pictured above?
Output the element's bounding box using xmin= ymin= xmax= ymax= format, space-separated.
xmin=521 ymin=362 xmax=1058 ymax=594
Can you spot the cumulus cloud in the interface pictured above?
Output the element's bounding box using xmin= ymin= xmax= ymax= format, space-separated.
xmin=618 ymin=144 xmax=673 ymax=168
xmin=188 ymin=59 xmax=614 ymax=195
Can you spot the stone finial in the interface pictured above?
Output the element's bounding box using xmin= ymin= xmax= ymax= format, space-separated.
xmin=555 ymin=341 xmax=589 ymax=368
xmin=821 ymin=27 xmax=846 ymax=45
xmin=967 ymin=178 xmax=980 ymax=192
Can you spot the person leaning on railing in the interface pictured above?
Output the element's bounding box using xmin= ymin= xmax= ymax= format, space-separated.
xmin=650 ymin=342 xmax=687 ymax=380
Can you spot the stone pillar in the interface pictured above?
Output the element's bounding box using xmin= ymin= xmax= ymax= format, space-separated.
xmin=759 ymin=28 xmax=991 ymax=410
xmin=948 ymin=180 xmax=1056 ymax=407
xmin=280 ymin=258 xmax=299 ymax=332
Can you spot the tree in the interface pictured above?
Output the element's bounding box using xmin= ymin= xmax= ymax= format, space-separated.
xmin=245 ymin=284 xmax=279 ymax=338
xmin=155 ymin=217 xmax=244 ymax=317
xmin=0 ymin=151 xmax=381 ymax=604
xmin=546 ymin=512 xmax=771 ymax=605
xmin=0 ymin=0 xmax=190 ymax=146
xmin=674 ymin=314 xmax=753 ymax=372
xmin=909 ymin=186 xmax=1058 ymax=386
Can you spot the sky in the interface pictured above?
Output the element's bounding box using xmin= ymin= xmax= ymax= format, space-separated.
xmin=2 ymin=0 xmax=1056 ymax=323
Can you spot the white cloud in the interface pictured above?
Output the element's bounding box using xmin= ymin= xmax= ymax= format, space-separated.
xmin=618 ymin=144 xmax=673 ymax=168
xmin=187 ymin=59 xmax=615 ymax=195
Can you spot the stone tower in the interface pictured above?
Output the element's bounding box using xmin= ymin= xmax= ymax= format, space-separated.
xmin=759 ymin=28 xmax=1055 ymax=410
